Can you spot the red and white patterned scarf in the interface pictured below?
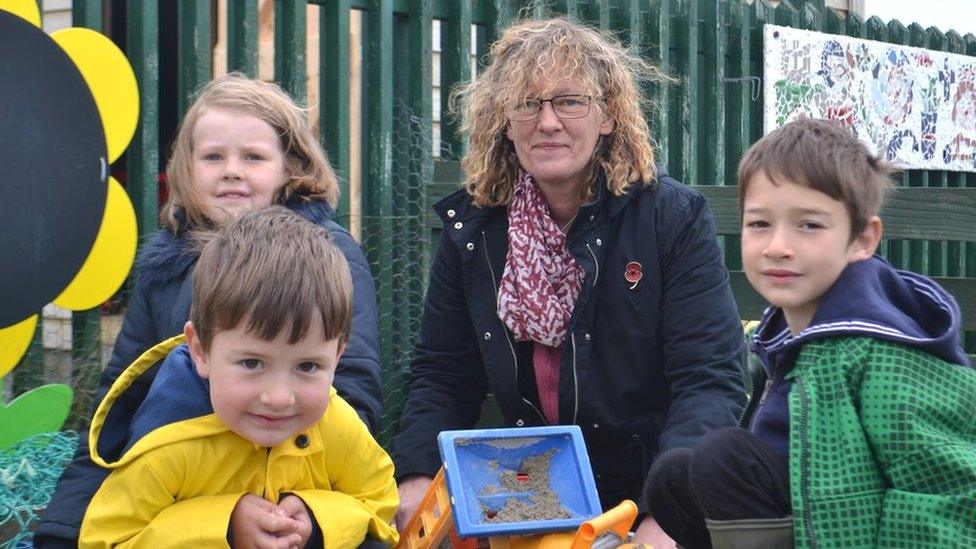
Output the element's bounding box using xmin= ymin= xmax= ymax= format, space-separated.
xmin=497 ymin=171 xmax=583 ymax=348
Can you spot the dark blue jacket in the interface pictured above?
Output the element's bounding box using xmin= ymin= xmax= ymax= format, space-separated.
xmin=746 ymin=255 xmax=971 ymax=459
xmin=392 ymin=170 xmax=746 ymax=511
xmin=35 ymin=199 xmax=382 ymax=548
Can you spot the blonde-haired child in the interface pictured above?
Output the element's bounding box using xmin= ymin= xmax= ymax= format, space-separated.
xmin=37 ymin=74 xmax=382 ymax=548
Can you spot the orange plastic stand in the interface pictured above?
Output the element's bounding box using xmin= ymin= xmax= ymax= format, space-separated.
xmin=395 ymin=468 xmax=646 ymax=549
xmin=396 ymin=469 xmax=477 ymax=549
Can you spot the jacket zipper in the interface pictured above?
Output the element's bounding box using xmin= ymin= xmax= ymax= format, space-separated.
xmin=758 ymin=379 xmax=773 ymax=406
xmin=745 ymin=379 xmax=773 ymax=431
xmin=584 ymin=242 xmax=600 ymax=288
xmin=571 ymin=332 xmax=579 ymax=424
xmin=481 ymin=231 xmax=547 ymax=425
xmin=564 ymin=241 xmax=599 ymax=425
xmin=795 ymin=378 xmax=816 ymax=548
xmin=737 ymin=364 xmax=767 ymax=428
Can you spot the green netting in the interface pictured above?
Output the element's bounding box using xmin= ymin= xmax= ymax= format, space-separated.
xmin=0 ymin=431 xmax=78 ymax=548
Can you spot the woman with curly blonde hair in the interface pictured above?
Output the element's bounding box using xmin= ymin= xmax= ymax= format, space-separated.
xmin=393 ymin=18 xmax=745 ymax=545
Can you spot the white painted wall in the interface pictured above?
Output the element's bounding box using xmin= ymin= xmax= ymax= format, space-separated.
xmin=41 ymin=0 xmax=72 ymax=33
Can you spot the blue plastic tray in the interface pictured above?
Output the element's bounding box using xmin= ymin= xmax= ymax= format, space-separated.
xmin=437 ymin=426 xmax=602 ymax=538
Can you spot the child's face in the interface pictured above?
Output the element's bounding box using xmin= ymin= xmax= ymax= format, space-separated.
xmin=185 ymin=316 xmax=344 ymax=448
xmin=191 ymin=106 xmax=288 ymax=223
xmin=741 ymin=172 xmax=877 ymax=333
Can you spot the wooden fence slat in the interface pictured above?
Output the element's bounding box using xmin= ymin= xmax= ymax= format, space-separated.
xmin=865 ymin=16 xmax=886 ymax=41
xmin=275 ymin=0 xmax=308 ymax=102
xmin=553 ymin=0 xmax=579 ymax=19
xmin=725 ymin=0 xmax=750 ymax=184
xmin=751 ymin=1 xmax=774 ymax=142
xmin=822 ymin=3 xmax=844 ymax=35
xmin=72 ymin=0 xmax=101 ymax=30
xmin=721 ymin=0 xmax=750 ymax=272
xmin=364 ymin=0 xmax=395 ymax=419
xmin=800 ymin=3 xmax=820 ymax=31
xmin=618 ymin=0 xmax=640 ymax=48
xmin=320 ymin=0 xmax=352 ymax=223
xmin=675 ymin=0 xmax=698 ymax=184
xmin=593 ymin=0 xmax=610 ymax=29
xmin=647 ymin=0 xmax=671 ymax=166
xmin=703 ymin=0 xmax=725 ymax=187
xmin=773 ymin=0 xmax=798 ymax=27
xmin=441 ymin=0 xmax=472 ymax=157
xmin=846 ymin=10 xmax=863 ymax=38
xmin=404 ymin=0 xmax=432 ymax=234
xmin=227 ymin=0 xmax=259 ymax=77
xmin=530 ymin=0 xmax=552 ymax=19
xmin=485 ymin=0 xmax=519 ymax=44
xmin=126 ymin=0 xmax=159 ymax=239
xmin=177 ymin=1 xmax=212 ymax=118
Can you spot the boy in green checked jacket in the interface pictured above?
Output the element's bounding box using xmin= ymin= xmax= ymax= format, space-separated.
xmin=644 ymin=118 xmax=976 ymax=549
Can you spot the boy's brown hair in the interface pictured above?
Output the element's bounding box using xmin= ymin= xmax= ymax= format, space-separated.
xmin=738 ymin=117 xmax=895 ymax=240
xmin=189 ymin=206 xmax=351 ymax=352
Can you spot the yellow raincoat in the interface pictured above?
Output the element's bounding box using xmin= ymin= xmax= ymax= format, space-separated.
xmin=79 ymin=335 xmax=398 ymax=548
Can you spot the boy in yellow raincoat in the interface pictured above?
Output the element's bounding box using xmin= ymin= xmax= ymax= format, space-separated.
xmin=80 ymin=207 xmax=398 ymax=548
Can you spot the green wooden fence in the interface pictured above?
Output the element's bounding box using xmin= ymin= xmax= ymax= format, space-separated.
xmin=54 ymin=0 xmax=976 ymax=446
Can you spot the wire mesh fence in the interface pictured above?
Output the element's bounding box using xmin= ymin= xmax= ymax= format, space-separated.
xmin=363 ymin=98 xmax=438 ymax=449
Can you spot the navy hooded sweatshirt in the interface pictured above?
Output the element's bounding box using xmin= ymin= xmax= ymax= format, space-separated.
xmin=747 ymin=255 xmax=971 ymax=459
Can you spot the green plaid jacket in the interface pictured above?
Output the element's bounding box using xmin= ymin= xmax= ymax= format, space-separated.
xmin=786 ymin=336 xmax=976 ymax=548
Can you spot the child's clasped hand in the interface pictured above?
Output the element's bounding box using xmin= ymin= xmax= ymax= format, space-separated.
xmin=230 ymin=493 xmax=313 ymax=549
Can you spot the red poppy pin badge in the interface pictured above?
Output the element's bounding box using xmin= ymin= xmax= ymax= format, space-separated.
xmin=624 ymin=261 xmax=643 ymax=290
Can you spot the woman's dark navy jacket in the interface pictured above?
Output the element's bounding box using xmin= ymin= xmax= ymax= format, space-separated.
xmin=35 ymin=199 xmax=382 ymax=548
xmin=393 ymin=169 xmax=747 ymax=511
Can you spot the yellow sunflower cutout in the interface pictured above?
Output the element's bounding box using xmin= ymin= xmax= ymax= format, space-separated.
xmin=0 ymin=0 xmax=138 ymax=448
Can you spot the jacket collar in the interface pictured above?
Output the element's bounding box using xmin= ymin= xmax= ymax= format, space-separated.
xmin=137 ymin=199 xmax=337 ymax=287
xmin=433 ymin=168 xmax=659 ymax=255
xmin=136 ymin=230 xmax=196 ymax=287
xmin=752 ymin=255 xmax=971 ymax=370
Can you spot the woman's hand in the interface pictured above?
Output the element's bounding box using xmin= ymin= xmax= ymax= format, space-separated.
xmin=394 ymin=474 xmax=433 ymax=532
xmin=633 ymin=516 xmax=677 ymax=549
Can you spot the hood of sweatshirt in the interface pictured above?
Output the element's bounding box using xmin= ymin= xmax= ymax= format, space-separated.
xmin=89 ymin=336 xmax=222 ymax=468
xmin=752 ymin=255 xmax=971 ymax=371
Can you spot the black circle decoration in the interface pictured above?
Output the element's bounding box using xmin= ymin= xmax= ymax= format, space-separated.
xmin=0 ymin=9 xmax=107 ymax=327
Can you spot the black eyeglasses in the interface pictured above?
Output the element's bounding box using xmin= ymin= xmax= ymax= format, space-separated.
xmin=507 ymin=94 xmax=595 ymax=121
